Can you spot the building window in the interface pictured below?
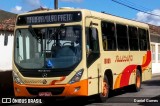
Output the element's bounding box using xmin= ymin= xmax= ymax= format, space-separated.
xmin=151 ymin=44 xmax=155 ymax=63
xmin=158 ymin=45 xmax=160 ymax=63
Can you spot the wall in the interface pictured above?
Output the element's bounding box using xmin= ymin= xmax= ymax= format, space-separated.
xmin=0 ymin=31 xmax=14 ymax=71
xmin=151 ymin=35 xmax=160 ymax=74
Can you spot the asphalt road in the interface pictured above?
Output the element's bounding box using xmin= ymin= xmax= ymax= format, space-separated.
xmin=1 ymin=74 xmax=160 ymax=106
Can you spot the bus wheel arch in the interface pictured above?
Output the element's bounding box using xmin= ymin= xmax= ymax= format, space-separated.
xmin=95 ymin=75 xmax=109 ymax=102
xmin=104 ymin=69 xmax=113 ymax=90
xmin=94 ymin=69 xmax=113 ymax=102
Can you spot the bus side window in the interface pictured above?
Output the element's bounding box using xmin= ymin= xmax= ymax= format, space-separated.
xmin=129 ymin=26 xmax=139 ymax=51
xmin=101 ymin=21 xmax=116 ymax=51
xmin=86 ymin=27 xmax=99 ymax=54
xmin=89 ymin=28 xmax=99 ymax=51
xmin=139 ymin=28 xmax=147 ymax=51
xmin=116 ymin=24 xmax=128 ymax=51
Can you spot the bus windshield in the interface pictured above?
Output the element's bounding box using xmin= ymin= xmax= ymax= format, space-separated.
xmin=14 ymin=25 xmax=82 ymax=69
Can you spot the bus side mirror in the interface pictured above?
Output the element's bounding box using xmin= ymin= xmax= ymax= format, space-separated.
xmin=4 ymin=35 xmax=8 ymax=46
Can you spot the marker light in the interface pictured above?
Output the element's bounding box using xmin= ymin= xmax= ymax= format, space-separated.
xmin=74 ymin=87 xmax=81 ymax=92
xmin=15 ymin=87 xmax=20 ymax=92
xmin=69 ymin=69 xmax=84 ymax=84
xmin=13 ymin=71 xmax=24 ymax=84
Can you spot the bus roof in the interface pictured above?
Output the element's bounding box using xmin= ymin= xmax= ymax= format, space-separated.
xmin=17 ymin=7 xmax=149 ymax=29
xmin=88 ymin=10 xmax=149 ymax=29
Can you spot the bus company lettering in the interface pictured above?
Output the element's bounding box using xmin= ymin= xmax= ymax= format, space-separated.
xmin=115 ymin=55 xmax=133 ymax=62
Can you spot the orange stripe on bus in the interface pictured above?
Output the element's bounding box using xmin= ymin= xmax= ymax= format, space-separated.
xmin=114 ymin=74 xmax=122 ymax=89
xmin=142 ymin=54 xmax=147 ymax=65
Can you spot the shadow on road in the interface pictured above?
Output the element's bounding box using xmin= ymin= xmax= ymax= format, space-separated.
xmin=39 ymin=86 xmax=138 ymax=106
xmin=0 ymin=70 xmax=14 ymax=97
xmin=142 ymin=75 xmax=160 ymax=86
xmin=109 ymin=85 xmax=136 ymax=97
xmin=142 ymin=80 xmax=160 ymax=86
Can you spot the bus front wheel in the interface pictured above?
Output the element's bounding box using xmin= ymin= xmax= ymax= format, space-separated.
xmin=95 ymin=75 xmax=109 ymax=102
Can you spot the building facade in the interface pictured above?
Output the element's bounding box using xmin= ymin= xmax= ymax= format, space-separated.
xmin=0 ymin=10 xmax=16 ymax=71
xmin=0 ymin=32 xmax=14 ymax=70
xmin=150 ymin=25 xmax=160 ymax=74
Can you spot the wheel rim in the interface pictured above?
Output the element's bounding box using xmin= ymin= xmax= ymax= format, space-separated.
xmin=102 ymin=81 xmax=109 ymax=97
xmin=136 ymin=75 xmax=141 ymax=88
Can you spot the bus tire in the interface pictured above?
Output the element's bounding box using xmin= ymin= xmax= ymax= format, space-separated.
xmin=133 ymin=69 xmax=141 ymax=92
xmin=95 ymin=75 xmax=109 ymax=102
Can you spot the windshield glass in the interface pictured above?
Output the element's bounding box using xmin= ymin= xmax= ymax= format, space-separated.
xmin=14 ymin=26 xmax=82 ymax=69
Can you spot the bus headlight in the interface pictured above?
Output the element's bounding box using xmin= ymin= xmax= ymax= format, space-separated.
xmin=69 ymin=69 xmax=84 ymax=84
xmin=13 ymin=71 xmax=24 ymax=84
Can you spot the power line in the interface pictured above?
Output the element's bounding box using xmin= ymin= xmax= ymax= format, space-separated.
xmin=119 ymin=0 xmax=151 ymax=12
xmin=111 ymin=0 xmax=160 ymax=17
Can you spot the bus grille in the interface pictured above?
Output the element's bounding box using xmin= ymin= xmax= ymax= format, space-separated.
xmin=26 ymin=87 xmax=65 ymax=95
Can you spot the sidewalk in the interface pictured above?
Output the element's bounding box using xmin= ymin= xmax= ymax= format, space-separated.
xmin=152 ymin=73 xmax=160 ymax=76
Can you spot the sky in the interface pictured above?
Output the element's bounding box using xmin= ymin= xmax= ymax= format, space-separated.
xmin=0 ymin=0 xmax=160 ymax=26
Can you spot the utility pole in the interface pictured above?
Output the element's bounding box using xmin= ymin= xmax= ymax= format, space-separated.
xmin=54 ymin=0 xmax=58 ymax=9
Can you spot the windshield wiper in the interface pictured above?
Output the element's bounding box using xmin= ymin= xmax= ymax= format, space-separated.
xmin=47 ymin=24 xmax=65 ymax=44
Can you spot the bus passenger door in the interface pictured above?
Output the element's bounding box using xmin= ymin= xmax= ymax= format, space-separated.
xmin=85 ymin=18 xmax=102 ymax=96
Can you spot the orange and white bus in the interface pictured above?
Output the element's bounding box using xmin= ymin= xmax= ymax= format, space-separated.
xmin=12 ymin=8 xmax=152 ymax=102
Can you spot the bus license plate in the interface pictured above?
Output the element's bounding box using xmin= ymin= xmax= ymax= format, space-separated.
xmin=39 ymin=92 xmax=52 ymax=96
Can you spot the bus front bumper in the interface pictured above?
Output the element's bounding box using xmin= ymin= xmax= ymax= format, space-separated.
xmin=13 ymin=79 xmax=88 ymax=97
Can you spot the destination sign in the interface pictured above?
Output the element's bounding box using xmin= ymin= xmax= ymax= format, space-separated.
xmin=16 ymin=12 xmax=82 ymax=25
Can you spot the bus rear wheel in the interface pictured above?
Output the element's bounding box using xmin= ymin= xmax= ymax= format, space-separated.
xmin=132 ymin=69 xmax=141 ymax=92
